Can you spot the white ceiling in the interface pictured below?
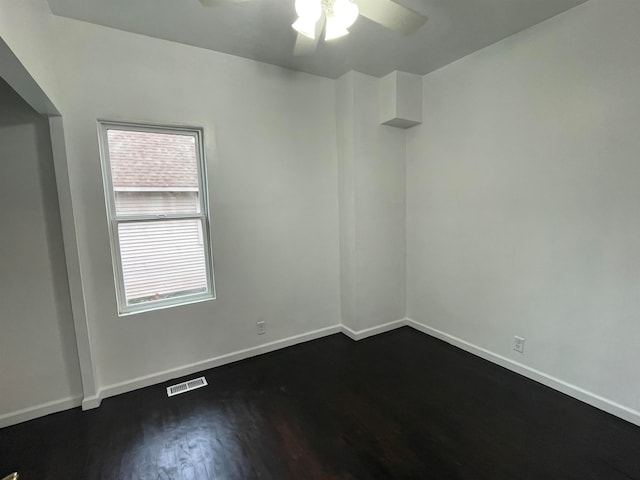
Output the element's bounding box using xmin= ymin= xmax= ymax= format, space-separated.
xmin=46 ymin=0 xmax=588 ymax=79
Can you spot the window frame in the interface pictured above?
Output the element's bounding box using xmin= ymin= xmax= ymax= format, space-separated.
xmin=98 ymin=120 xmax=216 ymax=316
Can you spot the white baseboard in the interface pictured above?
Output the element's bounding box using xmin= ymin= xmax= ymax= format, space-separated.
xmin=0 ymin=395 xmax=82 ymax=429
xmin=7 ymin=318 xmax=638 ymax=429
xmin=98 ymin=324 xmax=343 ymax=402
xmin=81 ymin=393 xmax=102 ymax=411
xmin=99 ymin=320 xmax=408 ymax=404
xmin=341 ymin=319 xmax=406 ymax=341
xmin=405 ymin=318 xmax=640 ymax=427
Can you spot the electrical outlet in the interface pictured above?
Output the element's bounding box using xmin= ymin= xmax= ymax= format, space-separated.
xmin=513 ymin=336 xmax=525 ymax=353
xmin=257 ymin=321 xmax=266 ymax=335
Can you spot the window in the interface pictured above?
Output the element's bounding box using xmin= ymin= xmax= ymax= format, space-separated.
xmin=98 ymin=122 xmax=215 ymax=314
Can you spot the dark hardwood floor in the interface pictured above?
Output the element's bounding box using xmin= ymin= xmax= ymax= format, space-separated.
xmin=2 ymin=327 xmax=640 ymax=479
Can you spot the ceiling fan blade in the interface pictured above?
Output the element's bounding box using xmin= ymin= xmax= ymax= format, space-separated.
xmin=198 ymin=0 xmax=251 ymax=6
xmin=357 ymin=0 xmax=427 ymax=34
xmin=293 ymin=16 xmax=325 ymax=56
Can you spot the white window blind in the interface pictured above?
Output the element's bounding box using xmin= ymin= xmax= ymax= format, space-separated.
xmin=99 ymin=122 xmax=215 ymax=314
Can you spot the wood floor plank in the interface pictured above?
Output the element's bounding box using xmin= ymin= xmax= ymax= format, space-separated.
xmin=1 ymin=328 xmax=639 ymax=479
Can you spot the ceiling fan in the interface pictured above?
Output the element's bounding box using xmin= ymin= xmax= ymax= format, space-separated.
xmin=198 ymin=0 xmax=428 ymax=55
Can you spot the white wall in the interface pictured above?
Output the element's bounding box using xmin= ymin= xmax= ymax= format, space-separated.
xmin=407 ymin=0 xmax=640 ymax=414
xmin=51 ymin=17 xmax=342 ymax=390
xmin=336 ymin=71 xmax=406 ymax=332
xmin=336 ymin=73 xmax=358 ymax=330
xmin=0 ymin=0 xmax=61 ymax=112
xmin=0 ymin=79 xmax=82 ymax=421
xmin=0 ymin=0 xmax=98 ymax=411
xmin=4 ymin=0 xmax=639 ymax=428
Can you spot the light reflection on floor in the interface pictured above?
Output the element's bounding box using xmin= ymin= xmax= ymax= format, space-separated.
xmin=121 ymin=404 xmax=254 ymax=479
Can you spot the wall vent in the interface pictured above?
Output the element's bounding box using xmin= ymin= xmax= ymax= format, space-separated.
xmin=166 ymin=376 xmax=208 ymax=397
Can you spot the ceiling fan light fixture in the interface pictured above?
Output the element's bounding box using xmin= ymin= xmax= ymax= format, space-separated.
xmin=325 ymin=15 xmax=349 ymax=41
xmin=292 ymin=17 xmax=318 ymax=39
xmin=332 ymin=0 xmax=359 ymax=29
xmin=294 ymin=0 xmax=321 ymax=21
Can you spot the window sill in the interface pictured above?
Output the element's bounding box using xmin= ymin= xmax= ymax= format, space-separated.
xmin=117 ymin=293 xmax=215 ymax=317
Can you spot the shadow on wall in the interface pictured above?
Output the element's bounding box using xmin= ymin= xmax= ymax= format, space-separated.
xmin=0 ymin=77 xmax=81 ymax=403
